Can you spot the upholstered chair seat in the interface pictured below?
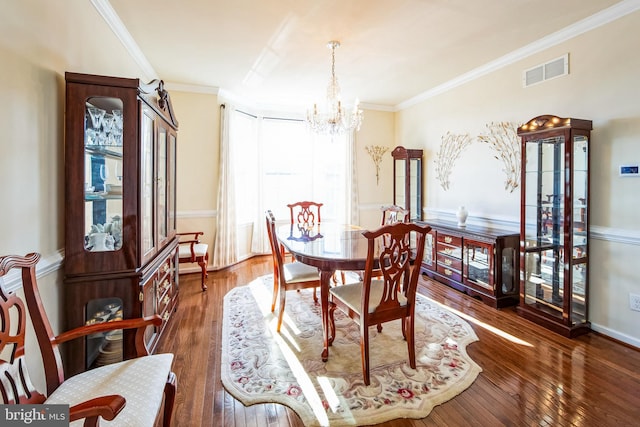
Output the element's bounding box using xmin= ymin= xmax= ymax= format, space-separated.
xmin=177 ymin=231 xmax=209 ymax=291
xmin=329 ymin=279 xmax=408 ymax=314
xmin=46 ymin=354 xmax=174 ymax=427
xmin=283 ymin=261 xmax=320 ymax=283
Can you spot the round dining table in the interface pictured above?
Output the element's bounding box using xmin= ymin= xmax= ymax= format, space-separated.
xmin=276 ymin=222 xmax=370 ymax=361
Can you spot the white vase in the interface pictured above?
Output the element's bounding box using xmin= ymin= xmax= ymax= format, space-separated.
xmin=456 ymin=206 xmax=468 ymax=227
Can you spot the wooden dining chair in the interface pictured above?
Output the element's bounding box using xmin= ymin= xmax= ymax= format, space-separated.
xmin=327 ymin=222 xmax=430 ymax=385
xmin=380 ymin=204 xmax=410 ymax=225
xmin=177 ymin=231 xmax=209 ymax=291
xmin=0 ymin=252 xmax=177 ymax=426
xmin=265 ymin=210 xmax=321 ymax=332
xmin=287 ymin=200 xmax=348 ymax=285
xmin=287 ymin=201 xmax=323 ymax=225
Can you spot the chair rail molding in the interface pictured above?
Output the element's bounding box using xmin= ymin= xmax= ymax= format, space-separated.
xmin=0 ymin=249 xmax=64 ymax=293
xmin=177 ymin=210 xmax=217 ymax=219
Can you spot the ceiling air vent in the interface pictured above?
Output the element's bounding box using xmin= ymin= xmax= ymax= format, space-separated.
xmin=523 ymin=54 xmax=569 ymax=87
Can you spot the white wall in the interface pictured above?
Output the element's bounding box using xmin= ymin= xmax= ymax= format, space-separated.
xmin=0 ymin=0 xmax=148 ymax=393
xmin=395 ymin=10 xmax=640 ymax=346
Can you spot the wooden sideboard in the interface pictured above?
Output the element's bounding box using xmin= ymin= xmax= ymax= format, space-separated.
xmin=417 ymin=219 xmax=519 ymax=308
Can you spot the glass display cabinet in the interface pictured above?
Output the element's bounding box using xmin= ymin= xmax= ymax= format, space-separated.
xmin=392 ymin=146 xmax=423 ymax=221
xmin=64 ymin=72 xmax=180 ymax=375
xmin=517 ymin=115 xmax=592 ymax=337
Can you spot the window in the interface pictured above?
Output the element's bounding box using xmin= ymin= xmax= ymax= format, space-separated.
xmin=229 ymin=109 xmax=351 ymax=254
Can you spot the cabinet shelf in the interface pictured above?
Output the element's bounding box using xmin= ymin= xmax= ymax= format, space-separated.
xmin=85 ymin=145 xmax=123 ymax=159
xmin=84 ymin=192 xmax=123 ymax=201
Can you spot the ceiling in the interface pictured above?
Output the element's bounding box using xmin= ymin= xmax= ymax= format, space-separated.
xmin=3 ymin=0 xmax=634 ymax=111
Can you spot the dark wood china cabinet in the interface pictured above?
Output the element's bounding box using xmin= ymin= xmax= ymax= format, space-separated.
xmin=64 ymin=72 xmax=179 ymax=375
xmin=517 ymin=115 xmax=592 ymax=337
xmin=392 ymin=146 xmax=423 ymax=221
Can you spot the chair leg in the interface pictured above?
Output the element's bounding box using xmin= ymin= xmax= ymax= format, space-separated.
xmin=277 ymin=285 xmax=287 ymax=332
xmin=328 ymin=301 xmax=336 ymax=346
xmin=198 ymin=259 xmax=208 ymax=291
xmin=271 ymin=271 xmax=279 ymax=313
xmin=406 ymin=316 xmax=416 ymax=369
xmin=163 ymin=372 xmax=177 ymax=427
xmin=361 ymin=325 xmax=371 ymax=386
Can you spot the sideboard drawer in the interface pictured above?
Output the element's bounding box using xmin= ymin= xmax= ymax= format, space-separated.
xmin=437 ymin=252 xmax=462 ymax=271
xmin=437 ymin=233 xmax=462 ymax=248
xmin=437 ymin=264 xmax=462 ymax=282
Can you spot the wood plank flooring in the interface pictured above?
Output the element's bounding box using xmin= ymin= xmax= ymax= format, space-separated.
xmin=156 ymin=256 xmax=640 ymax=426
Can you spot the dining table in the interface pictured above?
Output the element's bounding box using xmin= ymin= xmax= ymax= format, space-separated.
xmin=276 ymin=222 xmax=371 ymax=361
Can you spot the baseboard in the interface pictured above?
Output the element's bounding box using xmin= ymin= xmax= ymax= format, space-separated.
xmin=590 ymin=322 xmax=640 ymax=349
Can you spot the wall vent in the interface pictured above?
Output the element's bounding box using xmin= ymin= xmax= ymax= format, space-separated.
xmin=523 ymin=54 xmax=569 ymax=87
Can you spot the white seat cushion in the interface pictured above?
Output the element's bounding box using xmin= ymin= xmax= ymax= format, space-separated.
xmin=179 ymin=243 xmax=208 ymax=259
xmin=283 ymin=261 xmax=319 ymax=283
xmin=330 ymin=280 xmax=407 ymax=314
xmin=45 ymin=353 xmax=173 ymax=427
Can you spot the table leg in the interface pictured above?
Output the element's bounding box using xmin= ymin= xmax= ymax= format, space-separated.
xmin=320 ymin=269 xmax=334 ymax=362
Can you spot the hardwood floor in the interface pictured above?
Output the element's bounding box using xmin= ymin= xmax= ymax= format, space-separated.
xmin=157 ymin=256 xmax=640 ymax=426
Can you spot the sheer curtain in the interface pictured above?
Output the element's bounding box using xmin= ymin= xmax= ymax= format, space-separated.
xmin=346 ymin=131 xmax=360 ymax=226
xmin=211 ymin=104 xmax=238 ymax=268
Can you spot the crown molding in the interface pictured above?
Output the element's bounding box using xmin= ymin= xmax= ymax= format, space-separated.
xmin=94 ymin=0 xmax=640 ymax=113
xmin=90 ymin=0 xmax=158 ymax=81
xmin=165 ymin=82 xmax=220 ymax=95
xmin=396 ymin=0 xmax=640 ymax=110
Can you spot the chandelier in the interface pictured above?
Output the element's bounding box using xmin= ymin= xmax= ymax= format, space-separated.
xmin=306 ymin=41 xmax=364 ymax=136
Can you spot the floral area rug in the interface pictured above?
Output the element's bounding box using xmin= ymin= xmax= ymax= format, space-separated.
xmin=221 ymin=276 xmax=482 ymax=426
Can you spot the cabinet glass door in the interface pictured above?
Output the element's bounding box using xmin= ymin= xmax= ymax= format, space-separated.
xmin=523 ymin=136 xmax=565 ymax=318
xmin=84 ymin=97 xmax=124 ymax=252
xmin=409 ymin=158 xmax=421 ymax=221
xmin=141 ymin=108 xmax=155 ymax=255
xmin=158 ymin=128 xmax=168 ymax=241
xmin=572 ymin=135 xmax=588 ymax=324
xmin=394 ymin=158 xmax=406 ymax=209
xmin=464 ymin=240 xmax=493 ymax=291
xmin=85 ymin=297 xmax=123 ymax=369
xmin=169 ymin=133 xmax=177 ymax=232
xmin=422 ymin=230 xmax=435 ymax=269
